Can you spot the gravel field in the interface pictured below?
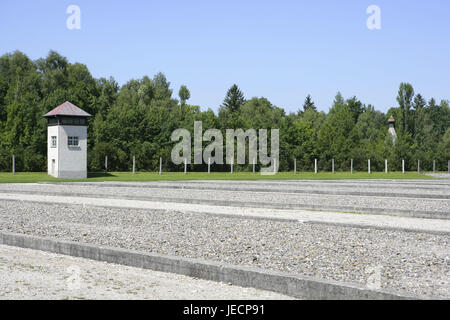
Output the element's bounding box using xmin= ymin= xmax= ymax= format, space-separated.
xmin=0 ymin=244 xmax=293 ymax=300
xmin=5 ymin=179 xmax=450 ymax=190
xmin=2 ymin=193 xmax=448 ymax=235
xmin=44 ymin=179 xmax=450 ymax=191
xmin=36 ymin=181 xmax=450 ymax=198
xmin=0 ymin=200 xmax=448 ymax=298
xmin=105 ymin=179 xmax=450 ymax=188
xmin=0 ymin=182 xmax=449 ymax=215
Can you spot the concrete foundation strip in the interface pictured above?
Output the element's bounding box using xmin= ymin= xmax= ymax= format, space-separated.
xmin=0 ymin=231 xmax=426 ymax=300
xmin=35 ymin=182 xmax=450 ymax=199
xmin=0 ymin=189 xmax=447 ymax=219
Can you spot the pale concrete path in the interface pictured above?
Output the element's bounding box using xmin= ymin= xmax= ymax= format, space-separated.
xmin=0 ymin=245 xmax=294 ymax=300
xmin=0 ymin=193 xmax=449 ymax=234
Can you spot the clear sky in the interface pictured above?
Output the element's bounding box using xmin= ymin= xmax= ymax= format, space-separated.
xmin=1 ymin=0 xmax=449 ymax=113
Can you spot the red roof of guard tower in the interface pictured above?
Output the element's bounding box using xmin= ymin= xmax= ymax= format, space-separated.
xmin=43 ymin=101 xmax=91 ymax=117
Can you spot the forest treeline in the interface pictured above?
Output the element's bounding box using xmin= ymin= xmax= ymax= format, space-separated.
xmin=0 ymin=50 xmax=449 ymax=172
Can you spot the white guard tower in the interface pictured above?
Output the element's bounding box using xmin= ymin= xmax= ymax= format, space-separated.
xmin=43 ymin=101 xmax=91 ymax=179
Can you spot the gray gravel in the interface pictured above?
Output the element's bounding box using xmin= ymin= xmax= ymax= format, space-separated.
xmin=42 ymin=179 xmax=450 ymax=192
xmin=37 ymin=180 xmax=450 ymax=199
xmin=0 ymin=244 xmax=293 ymax=300
xmin=2 ymin=192 xmax=449 ymax=235
xmin=0 ymin=200 xmax=448 ymax=298
xmin=0 ymin=182 xmax=449 ymax=215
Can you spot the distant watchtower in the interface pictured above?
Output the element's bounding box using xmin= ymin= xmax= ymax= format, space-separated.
xmin=43 ymin=101 xmax=91 ymax=179
xmin=388 ymin=115 xmax=397 ymax=144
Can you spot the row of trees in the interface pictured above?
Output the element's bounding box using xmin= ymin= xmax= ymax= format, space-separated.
xmin=0 ymin=51 xmax=449 ymax=172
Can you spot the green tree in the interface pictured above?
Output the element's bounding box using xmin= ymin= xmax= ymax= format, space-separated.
xmin=346 ymin=96 xmax=363 ymax=123
xmin=396 ymin=83 xmax=414 ymax=134
xmin=302 ymin=94 xmax=317 ymax=112
xmin=317 ymin=93 xmax=355 ymax=170
xmin=437 ymin=128 xmax=450 ymax=170
xmin=178 ymin=85 xmax=190 ymax=106
xmin=411 ymin=93 xmax=427 ymax=147
xmin=153 ymin=72 xmax=172 ymax=101
xmin=240 ymin=97 xmax=284 ymax=129
xmin=220 ymin=84 xmax=245 ymax=113
xmin=281 ymin=115 xmax=315 ymax=171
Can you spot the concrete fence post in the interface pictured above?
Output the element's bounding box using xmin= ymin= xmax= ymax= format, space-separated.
xmin=159 ymin=157 xmax=162 ymax=175
xmin=433 ymin=160 xmax=436 ymax=173
xmin=274 ymin=158 xmax=277 ymax=174
xmin=12 ymin=155 xmax=15 ymax=175
xmin=417 ymin=160 xmax=420 ymax=174
xmin=368 ymin=159 xmax=371 ymax=174
xmin=184 ymin=158 xmax=187 ymax=174
xmin=448 ymin=160 xmax=450 ymax=174
xmin=332 ymin=159 xmax=335 ymax=174
xmin=294 ymin=159 xmax=297 ymax=174
xmin=402 ymin=159 xmax=405 ymax=174
xmin=350 ymin=159 xmax=353 ymax=174
xmin=385 ymin=159 xmax=388 ymax=174
xmin=252 ymin=157 xmax=256 ymax=174
xmin=231 ymin=158 xmax=234 ymax=174
xmin=208 ymin=157 xmax=211 ymax=174
xmin=132 ymin=156 xmax=135 ymax=174
xmin=314 ymin=159 xmax=317 ymax=174
xmin=105 ymin=156 xmax=108 ymax=174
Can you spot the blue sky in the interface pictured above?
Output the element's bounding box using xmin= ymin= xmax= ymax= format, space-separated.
xmin=1 ymin=0 xmax=449 ymax=113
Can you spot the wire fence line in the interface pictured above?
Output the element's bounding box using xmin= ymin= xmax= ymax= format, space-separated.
xmin=2 ymin=154 xmax=450 ymax=174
